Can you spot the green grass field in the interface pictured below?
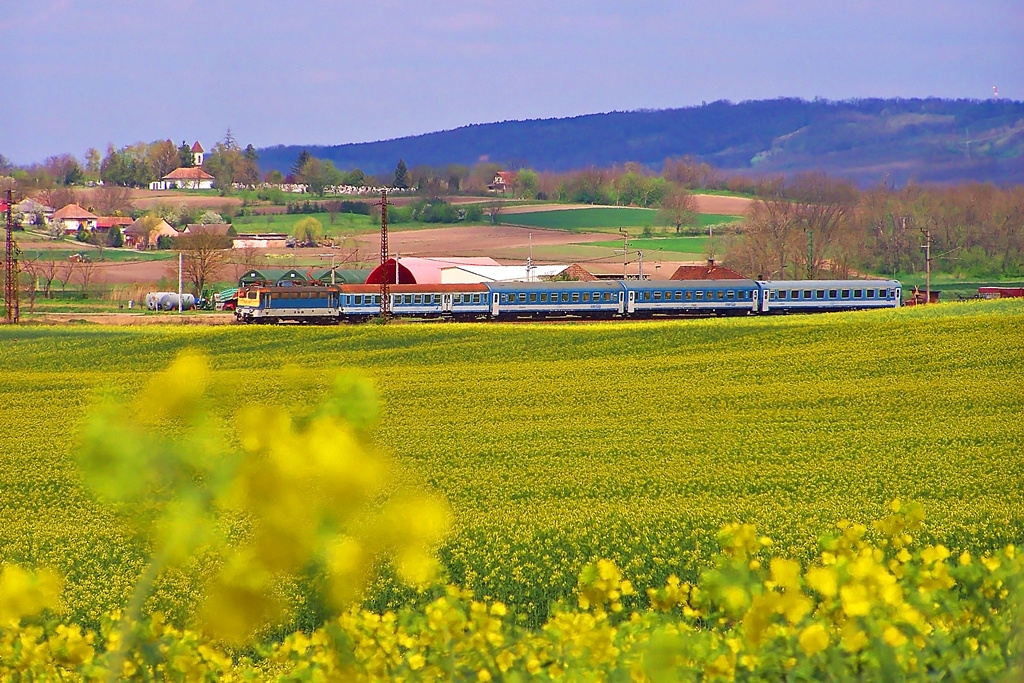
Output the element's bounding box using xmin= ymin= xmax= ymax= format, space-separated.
xmin=1 ymin=301 xmax=1022 ymax=628
xmin=500 ymin=207 xmax=741 ymax=232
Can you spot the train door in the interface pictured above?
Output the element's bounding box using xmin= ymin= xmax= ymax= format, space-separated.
xmin=626 ymin=290 xmax=635 ymax=314
xmin=492 ymin=292 xmax=500 ymax=316
xmin=442 ymin=293 xmax=453 ymax=314
xmin=618 ymin=291 xmax=625 ymax=315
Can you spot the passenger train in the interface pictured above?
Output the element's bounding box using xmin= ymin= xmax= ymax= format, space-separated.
xmin=234 ymin=278 xmax=902 ymax=324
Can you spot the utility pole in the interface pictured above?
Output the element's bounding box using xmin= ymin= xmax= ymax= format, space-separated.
xmin=528 ymin=232 xmax=536 ymax=280
xmin=921 ymin=227 xmax=932 ymax=304
xmin=807 ymin=230 xmax=814 ymax=280
xmin=637 ymin=250 xmax=644 ymax=280
xmin=617 ymin=229 xmax=629 ymax=279
xmin=178 ymin=251 xmax=183 ymax=313
xmin=5 ymin=189 xmax=19 ymax=323
xmin=377 ymin=189 xmax=391 ymax=320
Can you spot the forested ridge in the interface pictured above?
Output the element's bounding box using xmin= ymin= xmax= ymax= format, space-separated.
xmin=258 ymin=98 xmax=1024 ymax=187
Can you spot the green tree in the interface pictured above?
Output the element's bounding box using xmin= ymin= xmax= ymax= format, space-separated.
xmin=517 ymin=169 xmax=539 ymax=199
xmin=393 ymin=159 xmax=409 ymax=189
xmin=292 ymin=150 xmax=313 ymax=181
xmin=292 ymin=216 xmax=323 ymax=244
xmin=107 ymin=225 xmax=125 ymax=248
xmin=178 ymin=141 xmax=195 ymax=168
xmin=302 ymin=158 xmax=344 ymax=197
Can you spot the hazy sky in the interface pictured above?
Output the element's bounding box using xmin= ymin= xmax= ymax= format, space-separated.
xmin=2 ymin=1 xmax=1021 ymax=164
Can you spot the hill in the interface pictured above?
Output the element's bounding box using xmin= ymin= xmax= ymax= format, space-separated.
xmin=257 ymin=98 xmax=1024 ymax=187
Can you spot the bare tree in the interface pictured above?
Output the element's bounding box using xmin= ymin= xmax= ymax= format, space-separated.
xmin=659 ymin=186 xmax=698 ymax=234
xmin=179 ymin=231 xmax=230 ymax=296
xmin=92 ymin=183 xmax=134 ymax=215
xmin=57 ymin=259 xmax=78 ymax=294
xmin=39 ymin=187 xmax=79 ymax=211
xmin=20 ymin=256 xmax=38 ymax=313
xmin=38 ymin=259 xmax=59 ymax=298
xmin=485 ymin=200 xmax=503 ymax=225
xmin=231 ymin=245 xmax=262 ymax=279
xmin=75 ymin=259 xmax=98 ymax=298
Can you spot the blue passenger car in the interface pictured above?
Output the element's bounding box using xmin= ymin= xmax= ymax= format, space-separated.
xmin=485 ymin=281 xmax=625 ymax=318
xmin=758 ymin=280 xmax=901 ymax=313
xmin=622 ymin=279 xmax=760 ymax=316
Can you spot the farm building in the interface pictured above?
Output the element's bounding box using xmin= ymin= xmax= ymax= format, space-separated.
xmin=238 ymin=268 xmax=311 ymax=288
xmin=315 ymin=269 xmax=373 ymax=285
xmin=366 ymin=257 xmax=501 ymax=284
xmin=125 ymin=217 xmax=177 ymax=248
xmin=95 ymin=216 xmax=134 ymax=235
xmin=14 ymin=197 xmax=54 ymax=224
xmin=669 ymin=259 xmax=746 ymax=280
xmin=441 ymin=264 xmax=573 ymax=283
xmin=232 ymin=233 xmax=289 ymax=249
xmin=52 ymin=204 xmax=98 ymax=235
xmin=151 ymin=166 xmax=215 ymax=190
xmin=183 ymin=223 xmax=233 ymax=236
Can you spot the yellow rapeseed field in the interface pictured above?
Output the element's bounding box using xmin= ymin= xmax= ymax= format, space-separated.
xmin=0 ymin=299 xmax=1022 ymax=679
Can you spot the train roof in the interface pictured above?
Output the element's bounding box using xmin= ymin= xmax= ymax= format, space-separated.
xmin=759 ymin=279 xmax=901 ymax=288
xmin=623 ymin=279 xmax=757 ymax=290
xmin=484 ymin=281 xmax=625 ymax=291
xmin=342 ymin=283 xmax=490 ymax=293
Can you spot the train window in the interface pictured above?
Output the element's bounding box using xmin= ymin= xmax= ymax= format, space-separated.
xmin=829 ymin=289 xmax=838 ymax=299
xmin=560 ymin=292 xmax=567 ymax=302
xmin=841 ymin=290 xmax=851 ymax=298
xmin=594 ymin=292 xmax=601 ymax=301
xmin=803 ymin=290 xmax=811 ymax=299
xmin=854 ymin=289 xmax=863 ymax=298
xmin=695 ymin=291 xmax=703 ymax=300
xmin=413 ymin=295 xmax=421 ymax=304
xmin=571 ymin=292 xmax=580 ymax=302
xmin=816 ymin=289 xmax=825 ymax=299
xmin=716 ymin=291 xmax=725 ymax=300
xmin=880 ymin=289 xmax=889 ymax=298
xmin=455 ymin=294 xmax=463 ymax=304
xmin=518 ymin=293 xmax=526 ymax=302
xmin=778 ymin=291 xmax=787 ymax=300
xmin=789 ymin=290 xmax=799 ymax=299
xmin=404 ymin=295 xmax=412 ymax=304
xmin=474 ymin=294 xmax=481 ymax=304
xmin=538 ymin=293 xmax=546 ymax=303
xmin=686 ymin=291 xmax=693 ymax=300
xmin=727 ymin=290 xmax=735 ymax=299
xmin=355 ymin=295 xmax=362 ymax=305
xmin=583 ymin=292 xmax=591 ymax=302
xmin=529 ymin=293 xmax=537 ymax=303
xmin=866 ymin=290 xmax=875 ymax=298
xmin=653 ymin=291 xmax=662 ymax=301
xmin=603 ymin=292 xmax=612 ymax=302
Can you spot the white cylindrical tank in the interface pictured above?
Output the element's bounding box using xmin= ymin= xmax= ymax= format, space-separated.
xmin=146 ymin=292 xmax=175 ymax=310
xmin=158 ymin=293 xmax=196 ymax=310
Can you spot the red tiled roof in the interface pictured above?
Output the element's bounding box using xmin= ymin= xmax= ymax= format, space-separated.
xmin=162 ymin=166 xmax=214 ymax=181
xmin=191 ymin=141 xmax=205 ymax=153
xmin=669 ymin=263 xmax=746 ymax=280
xmin=96 ymin=216 xmax=134 ymax=229
xmin=52 ymin=203 xmax=98 ymax=220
